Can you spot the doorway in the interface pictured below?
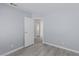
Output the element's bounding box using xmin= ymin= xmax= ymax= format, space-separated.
xmin=34 ymin=18 xmax=43 ymax=44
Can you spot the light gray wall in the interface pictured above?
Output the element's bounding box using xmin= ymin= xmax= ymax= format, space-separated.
xmin=0 ymin=4 xmax=32 ymax=55
xmin=44 ymin=4 xmax=79 ymax=51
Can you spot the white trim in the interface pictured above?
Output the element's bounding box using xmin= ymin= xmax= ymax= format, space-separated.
xmin=43 ymin=41 xmax=79 ymax=54
xmin=1 ymin=46 xmax=24 ymax=56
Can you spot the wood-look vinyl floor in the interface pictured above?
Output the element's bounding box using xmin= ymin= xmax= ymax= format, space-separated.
xmin=8 ymin=38 xmax=79 ymax=56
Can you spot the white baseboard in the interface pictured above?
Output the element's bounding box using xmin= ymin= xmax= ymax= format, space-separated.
xmin=1 ymin=46 xmax=24 ymax=56
xmin=43 ymin=41 xmax=79 ymax=54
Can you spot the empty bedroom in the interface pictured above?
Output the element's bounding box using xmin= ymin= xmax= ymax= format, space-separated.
xmin=0 ymin=3 xmax=79 ymax=56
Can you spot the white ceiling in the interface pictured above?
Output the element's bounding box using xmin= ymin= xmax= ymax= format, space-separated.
xmin=14 ymin=3 xmax=79 ymax=17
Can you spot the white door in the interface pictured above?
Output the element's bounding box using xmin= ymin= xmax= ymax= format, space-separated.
xmin=24 ymin=17 xmax=34 ymax=47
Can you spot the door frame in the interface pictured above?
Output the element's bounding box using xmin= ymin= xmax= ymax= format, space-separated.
xmin=33 ymin=17 xmax=44 ymax=42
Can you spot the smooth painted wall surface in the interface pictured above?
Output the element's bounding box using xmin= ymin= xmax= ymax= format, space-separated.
xmin=44 ymin=5 xmax=79 ymax=51
xmin=0 ymin=4 xmax=31 ymax=55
